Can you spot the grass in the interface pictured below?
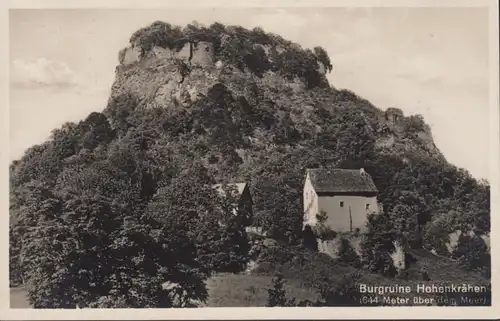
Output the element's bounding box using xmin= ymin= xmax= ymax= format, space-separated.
xmin=203 ymin=273 xmax=319 ymax=307
xmin=10 ymin=273 xmax=318 ymax=308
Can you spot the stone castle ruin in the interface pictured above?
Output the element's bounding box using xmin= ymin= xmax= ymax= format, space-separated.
xmin=385 ymin=107 xmax=404 ymax=124
xmin=119 ymin=40 xmax=215 ymax=68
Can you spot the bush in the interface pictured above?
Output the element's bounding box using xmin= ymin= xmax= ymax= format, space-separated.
xmin=312 ymin=224 xmax=337 ymax=241
xmin=338 ymin=238 xmax=361 ymax=267
xmin=406 ymin=114 xmax=426 ymax=132
xmin=360 ymin=213 xmax=398 ymax=277
xmin=452 ymin=234 xmax=490 ymax=273
xmin=366 ymin=250 xmax=397 ymax=277
xmin=254 ymin=241 xmax=359 ymax=297
xmin=422 ymin=212 xmax=455 ymax=256
xmin=316 ymin=272 xmax=367 ymax=306
xmin=301 ymin=225 xmax=318 ymax=251
xmin=266 ymin=274 xmax=297 ymax=307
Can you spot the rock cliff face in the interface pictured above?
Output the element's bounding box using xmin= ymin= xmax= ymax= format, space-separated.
xmin=117 ymin=56 xmax=438 ymax=161
xmin=113 ymin=53 xmax=220 ymax=109
xmin=375 ymin=107 xmax=444 ymax=161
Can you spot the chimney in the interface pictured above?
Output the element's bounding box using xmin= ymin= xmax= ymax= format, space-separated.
xmin=360 ymin=168 xmax=365 ymax=175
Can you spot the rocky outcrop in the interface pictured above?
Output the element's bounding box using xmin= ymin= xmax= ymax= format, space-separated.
xmin=390 ymin=240 xmax=406 ymax=271
xmin=318 ymin=234 xmax=408 ymax=272
xmin=119 ymin=40 xmax=214 ymax=68
xmin=112 ymin=52 xmax=221 ymax=111
xmin=152 ymin=46 xmax=174 ymax=60
xmin=317 ymin=233 xmax=363 ymax=259
xmin=384 ymin=107 xmax=404 ymax=124
xmin=112 ymin=22 xmax=446 ymax=179
xmin=119 ymin=46 xmax=141 ymax=65
xmin=375 ymin=107 xmax=444 ymax=161
xmin=191 ymin=41 xmax=214 ymax=67
xmin=445 ymin=230 xmax=490 ymax=254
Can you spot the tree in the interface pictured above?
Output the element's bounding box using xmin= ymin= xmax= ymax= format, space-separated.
xmin=422 ymin=211 xmax=456 ymax=256
xmin=80 ymin=112 xmax=115 ymax=150
xmin=146 ymin=164 xmax=251 ymax=274
xmin=312 ymin=211 xmax=337 ymax=241
xmin=313 ymin=46 xmax=333 ymax=72
xmin=338 ymin=238 xmax=361 ymax=267
xmin=360 ymin=213 xmax=398 ymax=277
xmin=389 ymin=203 xmax=420 ymax=249
xmin=267 ymin=274 xmax=292 ymax=307
xmin=103 ymin=93 xmax=140 ymax=137
xmin=453 ymin=234 xmax=490 ymax=275
xmin=9 ymin=225 xmax=24 ymax=286
xmin=18 ymin=161 xmax=209 ymax=308
xmin=9 ymin=180 xmax=62 ymax=288
xmin=14 ymin=133 xmax=215 ymax=308
xmin=317 ymin=272 xmax=366 ymax=306
xmin=301 ymin=225 xmax=318 ymax=251
xmin=266 ymin=274 xmax=318 ymax=307
xmin=335 ymin=108 xmax=376 ymax=167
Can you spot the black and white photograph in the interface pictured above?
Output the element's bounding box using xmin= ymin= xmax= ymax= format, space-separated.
xmin=1 ymin=0 xmax=499 ymax=319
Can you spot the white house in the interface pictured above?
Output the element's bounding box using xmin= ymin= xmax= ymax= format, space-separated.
xmin=303 ymin=168 xmax=379 ymax=233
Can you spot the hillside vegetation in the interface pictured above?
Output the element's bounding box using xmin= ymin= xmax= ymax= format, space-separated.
xmin=9 ymin=21 xmax=490 ymax=308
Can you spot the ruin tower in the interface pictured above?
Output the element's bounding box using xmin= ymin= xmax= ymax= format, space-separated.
xmin=191 ymin=41 xmax=215 ymax=67
xmin=385 ymin=107 xmax=404 ymax=124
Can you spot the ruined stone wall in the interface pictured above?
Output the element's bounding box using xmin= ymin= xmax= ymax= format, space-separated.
xmin=152 ymin=46 xmax=174 ymax=60
xmin=177 ymin=43 xmax=191 ymax=62
xmin=120 ymin=46 xmax=141 ymax=65
xmin=191 ymin=41 xmax=214 ymax=67
xmin=318 ymin=234 xmax=364 ymax=259
xmin=318 ymin=234 xmax=406 ymax=272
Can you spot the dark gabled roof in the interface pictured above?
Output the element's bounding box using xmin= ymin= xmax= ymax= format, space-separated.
xmin=306 ymin=168 xmax=378 ymax=194
xmin=212 ymin=183 xmax=247 ymax=197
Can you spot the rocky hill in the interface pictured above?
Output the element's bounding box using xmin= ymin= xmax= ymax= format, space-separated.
xmin=112 ymin=21 xmax=444 ymax=165
xmin=101 ymin=21 xmax=485 ymax=236
xmin=9 ymin=21 xmax=490 ymax=308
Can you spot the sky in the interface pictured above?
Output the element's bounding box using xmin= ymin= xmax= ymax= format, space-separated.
xmin=9 ymin=7 xmax=491 ymax=179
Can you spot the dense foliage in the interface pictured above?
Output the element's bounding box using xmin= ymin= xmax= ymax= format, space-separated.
xmin=266 ymin=274 xmax=299 ymax=307
xmin=300 ymin=225 xmax=318 ymax=251
xmin=9 ymin=22 xmax=490 ymax=307
xmin=452 ymin=234 xmax=491 ymax=278
xmin=360 ymin=213 xmax=398 ymax=277
xmin=9 ymin=110 xmax=251 ymax=307
xmin=338 ymin=237 xmax=361 ymax=268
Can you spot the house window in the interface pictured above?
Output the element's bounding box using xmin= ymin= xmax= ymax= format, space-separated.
xmin=340 ymin=201 xmax=344 ymax=207
xmin=366 ymin=204 xmax=370 ymax=210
